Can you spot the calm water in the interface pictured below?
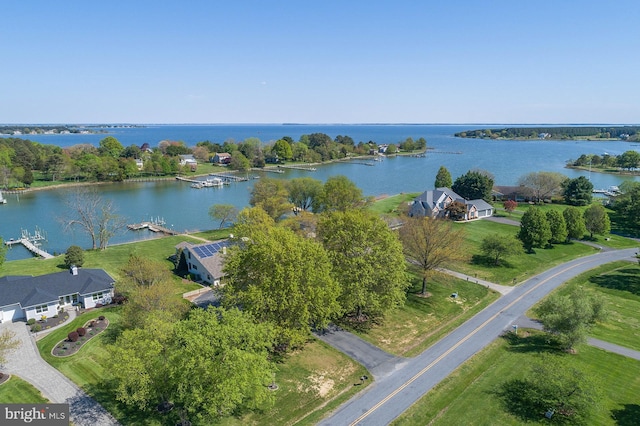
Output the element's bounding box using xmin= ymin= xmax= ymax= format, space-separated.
xmin=1 ymin=125 xmax=638 ymax=261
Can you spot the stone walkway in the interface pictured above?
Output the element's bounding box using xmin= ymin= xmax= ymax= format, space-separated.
xmin=1 ymin=316 xmax=120 ymax=426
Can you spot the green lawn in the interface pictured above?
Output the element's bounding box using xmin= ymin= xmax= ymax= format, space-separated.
xmin=0 ymin=376 xmax=48 ymax=403
xmin=354 ymin=271 xmax=500 ymax=357
xmin=393 ymin=332 xmax=640 ymax=425
xmin=529 ymin=261 xmax=640 ymax=351
xmin=368 ymin=192 xmax=419 ymax=217
xmin=452 ymin=219 xmax=597 ymax=285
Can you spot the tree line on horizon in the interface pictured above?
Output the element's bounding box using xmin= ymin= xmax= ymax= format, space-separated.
xmin=455 ymin=126 xmax=640 ymax=140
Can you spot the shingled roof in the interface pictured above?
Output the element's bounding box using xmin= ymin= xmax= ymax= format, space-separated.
xmin=0 ymin=269 xmax=115 ymax=309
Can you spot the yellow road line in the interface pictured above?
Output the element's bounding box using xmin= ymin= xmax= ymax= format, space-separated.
xmin=349 ymin=258 xmax=591 ymax=426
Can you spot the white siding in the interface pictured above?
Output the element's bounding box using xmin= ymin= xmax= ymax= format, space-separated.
xmin=25 ymin=302 xmax=58 ymax=321
xmin=1 ymin=304 xmax=25 ymax=323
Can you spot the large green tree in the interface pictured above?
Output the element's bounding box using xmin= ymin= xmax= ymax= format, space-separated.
xmin=563 ymin=206 xmax=587 ymax=241
xmin=169 ymin=307 xmax=276 ymax=423
xmin=208 ymin=204 xmax=238 ymax=229
xmin=286 ymin=177 xmax=323 ymax=212
xmin=451 ymin=169 xmax=494 ymax=202
xmin=535 ymin=289 xmax=606 ymax=350
xmin=119 ymin=255 xmax=189 ymax=329
xmin=222 ymin=225 xmax=340 ymax=348
xmin=108 ymin=308 xmax=276 ymax=425
xmin=518 ymin=207 xmax=551 ymax=252
xmin=583 ymin=203 xmax=611 ymax=239
xmin=434 ymin=165 xmax=452 ymax=188
xmin=98 ymin=136 xmax=124 ymax=158
xmin=399 ymin=216 xmax=466 ymax=294
xmin=546 ymin=210 xmax=568 ymax=244
xmin=317 ymin=210 xmax=407 ymax=322
xmin=271 ymin=139 xmax=293 ymax=161
xmin=316 ymin=175 xmax=369 ymax=212
xmin=497 ymin=355 xmax=600 ymax=424
xmin=562 ymin=176 xmax=593 ymax=206
xmin=612 ymin=181 xmax=640 ymax=231
xmin=249 ymin=177 xmax=292 ymax=220
xmin=480 ymin=233 xmax=523 ymax=266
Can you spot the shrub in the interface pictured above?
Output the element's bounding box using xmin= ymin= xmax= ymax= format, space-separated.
xmin=68 ymin=331 xmax=79 ymax=342
xmin=30 ymin=324 xmax=42 ymax=333
xmin=112 ymin=294 xmax=127 ymax=304
xmin=76 ymin=327 xmax=86 ymax=337
xmin=95 ymin=303 xmax=103 ymax=308
xmin=98 ymin=315 xmax=105 ymax=321
xmin=89 ymin=321 xmax=96 ymax=327
xmin=27 ymin=319 xmax=36 ymax=325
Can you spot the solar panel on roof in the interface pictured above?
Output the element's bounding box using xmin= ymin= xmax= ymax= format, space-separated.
xmin=192 ymin=241 xmax=231 ymax=258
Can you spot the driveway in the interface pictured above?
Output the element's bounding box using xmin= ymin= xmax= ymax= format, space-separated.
xmin=1 ymin=320 xmax=120 ymax=426
xmin=314 ymin=325 xmax=406 ymax=380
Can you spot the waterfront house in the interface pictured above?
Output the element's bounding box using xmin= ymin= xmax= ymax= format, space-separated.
xmin=0 ymin=267 xmax=115 ymax=323
xmin=212 ymin=152 xmax=232 ymax=164
xmin=179 ymin=155 xmax=198 ymax=166
xmin=135 ymin=158 xmax=144 ymax=170
xmin=175 ymin=240 xmax=230 ymax=286
xmin=409 ymin=188 xmax=493 ymax=220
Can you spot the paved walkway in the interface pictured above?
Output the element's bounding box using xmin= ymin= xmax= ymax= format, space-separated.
xmin=439 ymin=268 xmax=515 ymax=295
xmin=1 ymin=316 xmax=120 ymax=426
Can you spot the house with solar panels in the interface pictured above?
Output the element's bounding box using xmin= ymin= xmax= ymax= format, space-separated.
xmin=175 ymin=240 xmax=230 ymax=286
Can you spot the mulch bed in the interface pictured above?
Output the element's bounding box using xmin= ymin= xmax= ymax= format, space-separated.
xmin=51 ymin=317 xmax=109 ymax=357
xmin=29 ymin=313 xmax=70 ymax=333
xmin=0 ymin=373 xmax=10 ymax=386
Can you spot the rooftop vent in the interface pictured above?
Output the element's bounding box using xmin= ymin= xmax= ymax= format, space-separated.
xmin=70 ymin=265 xmax=78 ymax=276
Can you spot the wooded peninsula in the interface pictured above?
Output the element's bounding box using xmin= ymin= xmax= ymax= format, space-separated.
xmin=455 ymin=126 xmax=640 ymax=141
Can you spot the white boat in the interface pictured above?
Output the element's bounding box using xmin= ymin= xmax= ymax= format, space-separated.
xmin=0 ymin=191 xmax=6 ymax=204
xmin=202 ymin=177 xmax=224 ymax=187
xmin=191 ymin=182 xmax=203 ymax=189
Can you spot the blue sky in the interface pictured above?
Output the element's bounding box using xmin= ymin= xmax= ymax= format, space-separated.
xmin=2 ymin=1 xmax=639 ymax=124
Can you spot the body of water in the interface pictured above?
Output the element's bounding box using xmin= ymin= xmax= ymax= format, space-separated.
xmin=1 ymin=124 xmax=638 ymax=261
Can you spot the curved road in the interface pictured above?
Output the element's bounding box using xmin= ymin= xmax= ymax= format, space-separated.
xmin=318 ymin=248 xmax=638 ymax=426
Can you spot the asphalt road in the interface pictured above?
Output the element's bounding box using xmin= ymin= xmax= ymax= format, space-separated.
xmin=318 ymin=248 xmax=638 ymax=426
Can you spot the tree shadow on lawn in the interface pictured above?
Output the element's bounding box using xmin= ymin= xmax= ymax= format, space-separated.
xmin=590 ymin=269 xmax=640 ymax=296
xmin=470 ymin=254 xmax=516 ymax=269
xmin=611 ymin=404 xmax=640 ymax=426
xmin=501 ymin=330 xmax=560 ymax=354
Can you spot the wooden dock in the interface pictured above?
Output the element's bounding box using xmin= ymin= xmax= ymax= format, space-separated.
xmin=127 ymin=222 xmax=179 ymax=235
xmin=277 ymin=165 xmax=318 ymax=171
xmin=5 ymin=238 xmax=54 ymax=259
xmin=254 ymin=168 xmax=285 ymax=174
xmin=208 ymin=173 xmax=249 ymax=182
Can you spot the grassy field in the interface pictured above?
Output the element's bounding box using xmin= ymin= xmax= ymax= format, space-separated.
xmin=0 ymin=376 xmax=48 ymax=403
xmin=368 ymin=192 xmax=419 ymax=217
xmin=355 ymin=271 xmax=500 ymax=357
xmin=451 ymin=219 xmax=597 ymax=285
xmin=528 ymin=261 xmax=640 ymax=351
xmin=35 ymin=306 xmax=368 ymax=426
xmin=393 ymin=332 xmax=640 ymax=425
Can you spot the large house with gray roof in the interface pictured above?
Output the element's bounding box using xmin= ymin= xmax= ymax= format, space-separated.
xmin=0 ymin=267 xmax=115 ymax=323
xmin=409 ymin=187 xmax=494 ymax=220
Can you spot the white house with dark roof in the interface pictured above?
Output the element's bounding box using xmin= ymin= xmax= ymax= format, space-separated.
xmin=0 ymin=267 xmax=115 ymax=323
xmin=175 ymin=240 xmax=230 ymax=286
xmin=409 ymin=187 xmax=493 ymax=220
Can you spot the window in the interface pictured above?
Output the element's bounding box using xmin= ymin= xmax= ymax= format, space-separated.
xmin=35 ymin=305 xmax=48 ymax=314
xmin=92 ymin=292 xmax=103 ymax=301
